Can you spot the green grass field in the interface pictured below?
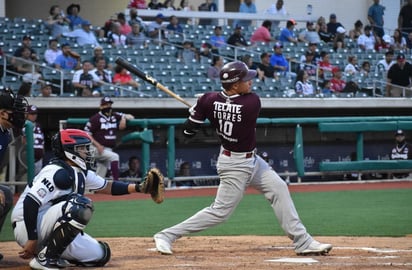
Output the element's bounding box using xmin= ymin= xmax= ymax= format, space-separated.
xmin=1 ymin=188 xmax=411 ymax=242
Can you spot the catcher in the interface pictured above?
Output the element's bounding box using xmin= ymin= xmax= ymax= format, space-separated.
xmin=11 ymin=129 xmax=164 ymax=269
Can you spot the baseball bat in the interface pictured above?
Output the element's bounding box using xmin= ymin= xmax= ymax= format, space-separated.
xmin=115 ymin=57 xmax=192 ymax=108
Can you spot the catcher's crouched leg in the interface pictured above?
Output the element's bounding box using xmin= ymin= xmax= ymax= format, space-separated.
xmin=72 ymin=241 xmax=111 ymax=267
xmin=139 ymin=168 xmax=165 ymax=204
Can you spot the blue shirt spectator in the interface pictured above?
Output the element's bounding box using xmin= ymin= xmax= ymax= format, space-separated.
xmin=210 ymin=26 xmax=226 ymax=49
xmin=66 ymin=3 xmax=84 ymax=29
xmin=270 ymin=43 xmax=289 ymax=72
xmin=368 ymin=0 xmax=385 ymax=37
xmin=235 ymin=0 xmax=257 ymax=28
xmin=54 ymin=44 xmax=79 ymax=71
xmin=279 ymin=19 xmax=298 ymax=44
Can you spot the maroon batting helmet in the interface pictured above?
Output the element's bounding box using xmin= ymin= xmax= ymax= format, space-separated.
xmin=220 ymin=61 xmax=256 ymax=87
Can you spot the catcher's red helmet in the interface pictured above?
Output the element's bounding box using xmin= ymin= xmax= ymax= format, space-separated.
xmin=52 ymin=129 xmax=95 ymax=170
xmin=219 ymin=61 xmax=257 ymax=84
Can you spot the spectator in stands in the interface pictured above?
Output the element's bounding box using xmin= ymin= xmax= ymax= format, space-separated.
xmin=299 ymin=50 xmax=317 ymax=79
xmin=318 ymin=51 xmax=335 ymax=80
xmin=166 ymin=15 xmax=184 ymax=34
xmin=250 ymin=20 xmax=276 ymax=45
xmin=386 ymin=53 xmax=412 ymax=97
xmin=348 ymin=20 xmax=363 ymax=40
xmin=300 ymin=42 xmax=320 ymax=64
xmin=44 ymin=39 xmax=62 ymax=67
xmin=376 ymin=50 xmax=395 ymax=73
xmin=117 ymin=12 xmax=132 ymax=36
xmin=199 ymin=42 xmax=213 ymax=60
xmin=113 ymin=65 xmax=140 ymax=88
xmin=279 ymin=19 xmax=298 ymax=44
xmin=46 ymin=5 xmax=71 ymax=38
xmin=326 ymin=13 xmax=344 ymax=39
xmin=128 ymin=8 xmax=146 ymax=33
xmin=108 ymin=22 xmax=127 ymax=47
xmin=390 ymin=129 xmax=412 ymax=179
xmin=257 ymin=52 xmax=276 ymax=81
xmin=17 ymin=82 xmax=32 ymax=97
xmin=398 ymin=0 xmax=412 ymax=38
xmin=164 ymin=0 xmax=177 ymax=10
xmin=295 ymin=70 xmax=315 ymax=96
xmin=128 ymin=0 xmax=147 ymax=9
xmin=360 ymin=61 xmax=371 ymax=77
xmin=368 ymin=0 xmax=385 ymax=38
xmin=148 ymin=0 xmax=165 ymax=9
xmin=177 ymin=40 xmax=199 ymax=64
xmin=121 ymin=156 xmax=142 ymax=179
xmin=207 ymin=55 xmax=223 ymax=80
xmin=390 ymin=29 xmax=407 ymax=50
xmin=375 ymin=34 xmax=392 ymax=52
xmin=92 ymin=57 xmax=112 ymax=85
xmin=265 ymin=0 xmax=288 ymax=28
xmin=127 ymin=23 xmax=148 ymax=47
xmin=315 ymin=16 xmax=326 ymax=32
xmin=298 ymin=21 xmax=321 ymax=44
xmin=344 ymin=55 xmax=360 ymax=75
xmin=14 ymin=47 xmax=42 ymax=85
xmin=38 ymin=83 xmax=55 ymax=97
xmin=178 ymin=0 xmax=193 ymax=11
xmin=148 ymin=13 xmax=168 ymax=42
xmin=62 ymin=20 xmax=100 ymax=46
xmin=270 ymin=42 xmax=289 ymax=75
xmin=198 ymin=0 xmax=217 ymax=25
xmin=357 ymin=25 xmax=376 ymax=51
xmin=406 ymin=32 xmax=412 ymax=50
xmin=72 ymin=60 xmax=102 ymax=96
xmin=333 ymin=26 xmax=346 ymax=51
xmin=13 ymin=35 xmax=38 ymax=61
xmin=89 ymin=46 xmax=112 ymax=70
xmin=318 ymin=22 xmax=333 ymax=43
xmin=227 ymin=25 xmax=248 ymax=47
xmin=175 ymin=161 xmax=194 ymax=187
xmin=210 ymin=26 xmax=226 ymax=51
xmin=54 ymin=43 xmax=81 ymax=71
xmin=321 ymin=80 xmax=332 ymax=94
xmin=66 ymin=3 xmax=84 ymax=30
xmin=235 ymin=0 xmax=257 ymax=28
xmin=330 ymin=67 xmax=346 ymax=93
xmin=241 ymin=54 xmax=258 ymax=70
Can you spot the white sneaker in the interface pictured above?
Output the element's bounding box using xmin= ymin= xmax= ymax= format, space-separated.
xmin=154 ymin=234 xmax=173 ymax=255
xmin=29 ymin=257 xmax=61 ymax=270
xmin=296 ymin=240 xmax=332 ymax=255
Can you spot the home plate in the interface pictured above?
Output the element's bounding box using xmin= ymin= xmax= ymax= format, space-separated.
xmin=266 ymin=257 xmax=319 ymax=263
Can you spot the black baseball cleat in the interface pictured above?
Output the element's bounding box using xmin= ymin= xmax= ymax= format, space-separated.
xmin=296 ymin=240 xmax=333 ymax=256
xmin=0 ymin=252 xmax=3 ymax=261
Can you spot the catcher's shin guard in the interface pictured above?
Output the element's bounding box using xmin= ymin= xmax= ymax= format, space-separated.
xmin=72 ymin=241 xmax=112 ymax=267
xmin=42 ymin=194 xmax=94 ymax=260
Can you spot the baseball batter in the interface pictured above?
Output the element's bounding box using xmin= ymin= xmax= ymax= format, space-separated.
xmin=84 ymin=96 xmax=134 ymax=181
xmin=154 ymin=61 xmax=332 ymax=255
xmin=11 ymin=129 xmax=147 ymax=269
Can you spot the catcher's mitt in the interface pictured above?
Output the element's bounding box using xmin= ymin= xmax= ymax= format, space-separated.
xmin=139 ymin=168 xmax=165 ymax=204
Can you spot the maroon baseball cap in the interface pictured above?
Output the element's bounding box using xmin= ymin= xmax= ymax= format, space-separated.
xmin=100 ymin=96 xmax=113 ymax=105
xmin=27 ymin=105 xmax=38 ymax=114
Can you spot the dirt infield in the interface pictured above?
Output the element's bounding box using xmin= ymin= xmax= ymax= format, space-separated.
xmin=1 ymin=180 xmax=412 ymax=269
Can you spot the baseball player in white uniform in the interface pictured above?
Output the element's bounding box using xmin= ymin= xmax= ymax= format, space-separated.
xmin=154 ymin=61 xmax=332 ymax=256
xmin=11 ymin=129 xmax=147 ymax=269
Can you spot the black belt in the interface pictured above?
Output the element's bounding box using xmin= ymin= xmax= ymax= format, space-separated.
xmin=222 ymin=149 xmax=254 ymax=158
xmin=12 ymin=221 xmax=16 ymax=229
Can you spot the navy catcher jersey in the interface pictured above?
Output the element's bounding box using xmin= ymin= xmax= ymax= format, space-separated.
xmin=0 ymin=127 xmax=11 ymax=162
xmin=189 ymin=91 xmax=260 ymax=152
xmin=85 ymin=112 xmax=123 ymax=148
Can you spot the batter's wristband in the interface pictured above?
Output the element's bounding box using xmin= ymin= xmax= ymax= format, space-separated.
xmin=135 ymin=183 xmax=141 ymax=193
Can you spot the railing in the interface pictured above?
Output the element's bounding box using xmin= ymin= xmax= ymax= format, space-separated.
xmin=60 ymin=116 xmax=412 ymax=186
xmin=2 ymin=54 xmax=152 ymax=97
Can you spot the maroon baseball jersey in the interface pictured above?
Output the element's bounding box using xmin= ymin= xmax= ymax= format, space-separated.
xmin=189 ymin=91 xmax=261 ymax=152
xmin=23 ymin=121 xmax=44 ymax=161
xmin=84 ymin=112 xmax=123 ymax=148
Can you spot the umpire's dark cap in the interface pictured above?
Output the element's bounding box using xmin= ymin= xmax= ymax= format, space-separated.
xmin=0 ymin=94 xmax=14 ymax=110
xmin=101 ymin=96 xmax=113 ymax=106
xmin=395 ymin=129 xmax=405 ymax=136
xmin=27 ymin=105 xmax=38 ymax=114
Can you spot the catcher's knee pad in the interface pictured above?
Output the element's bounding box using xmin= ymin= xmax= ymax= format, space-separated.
xmin=74 ymin=241 xmax=111 ymax=267
xmin=61 ymin=194 xmax=94 ymax=230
